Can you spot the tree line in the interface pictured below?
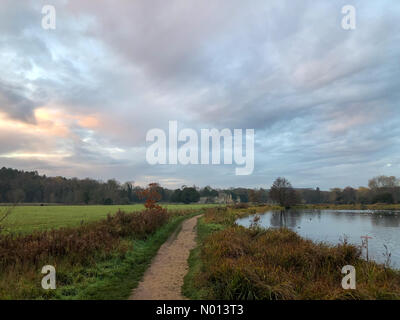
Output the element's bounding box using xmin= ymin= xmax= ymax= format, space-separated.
xmin=0 ymin=167 xmax=398 ymax=205
xmin=0 ymin=167 xmax=241 ymax=205
xmin=269 ymin=176 xmax=400 ymax=207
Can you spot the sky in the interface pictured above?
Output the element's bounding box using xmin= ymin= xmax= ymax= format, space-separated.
xmin=0 ymin=0 xmax=399 ymax=190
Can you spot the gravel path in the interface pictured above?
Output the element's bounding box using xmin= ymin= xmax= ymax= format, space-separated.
xmin=129 ymin=215 xmax=202 ymax=300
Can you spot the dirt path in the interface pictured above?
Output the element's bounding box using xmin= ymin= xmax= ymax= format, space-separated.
xmin=129 ymin=215 xmax=202 ymax=300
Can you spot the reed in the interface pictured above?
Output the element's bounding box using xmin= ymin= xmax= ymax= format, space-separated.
xmin=188 ymin=207 xmax=400 ymax=300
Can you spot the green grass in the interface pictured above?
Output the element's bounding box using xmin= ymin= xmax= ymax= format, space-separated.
xmin=182 ymin=219 xmax=225 ymax=299
xmin=0 ymin=204 xmax=218 ymax=234
xmin=0 ymin=211 xmax=201 ymax=300
xmin=70 ymin=212 xmax=201 ymax=300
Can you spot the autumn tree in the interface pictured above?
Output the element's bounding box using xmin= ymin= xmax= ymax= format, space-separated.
xmin=138 ymin=183 xmax=162 ymax=209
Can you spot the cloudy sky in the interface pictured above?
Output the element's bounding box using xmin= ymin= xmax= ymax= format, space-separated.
xmin=0 ymin=0 xmax=399 ymax=190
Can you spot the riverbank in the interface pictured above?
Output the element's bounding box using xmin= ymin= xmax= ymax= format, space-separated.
xmin=183 ymin=207 xmax=400 ymax=300
xmin=0 ymin=208 xmax=203 ymax=299
xmin=296 ymin=203 xmax=400 ymax=211
xmin=233 ymin=203 xmax=400 ymax=212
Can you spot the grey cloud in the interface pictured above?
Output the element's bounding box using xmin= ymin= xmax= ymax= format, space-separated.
xmin=0 ymin=82 xmax=38 ymax=122
xmin=0 ymin=0 xmax=400 ymax=189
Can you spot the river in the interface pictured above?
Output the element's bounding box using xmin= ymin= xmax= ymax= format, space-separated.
xmin=236 ymin=209 xmax=400 ymax=268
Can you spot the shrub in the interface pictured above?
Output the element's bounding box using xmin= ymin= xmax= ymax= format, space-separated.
xmin=0 ymin=207 xmax=171 ymax=273
xmin=233 ymin=203 xmax=249 ymax=209
xmin=199 ymin=226 xmax=400 ymax=300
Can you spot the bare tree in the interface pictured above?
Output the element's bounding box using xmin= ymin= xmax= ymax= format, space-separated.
xmin=368 ymin=176 xmax=399 ymax=189
xmin=269 ymin=177 xmax=299 ymax=209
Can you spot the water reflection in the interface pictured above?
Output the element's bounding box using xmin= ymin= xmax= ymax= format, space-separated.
xmin=237 ymin=209 xmax=400 ymax=268
xmin=371 ymin=214 xmax=400 ymax=228
xmin=270 ymin=210 xmax=303 ymax=229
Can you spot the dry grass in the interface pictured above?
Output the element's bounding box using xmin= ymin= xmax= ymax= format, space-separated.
xmin=193 ymin=208 xmax=400 ymax=300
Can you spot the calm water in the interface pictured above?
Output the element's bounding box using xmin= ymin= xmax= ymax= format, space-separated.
xmin=236 ymin=210 xmax=400 ymax=268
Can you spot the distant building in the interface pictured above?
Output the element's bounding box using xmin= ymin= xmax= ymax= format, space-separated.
xmin=198 ymin=196 xmax=213 ymax=204
xmin=215 ymin=192 xmax=233 ymax=204
xmin=198 ymin=192 xmax=237 ymax=204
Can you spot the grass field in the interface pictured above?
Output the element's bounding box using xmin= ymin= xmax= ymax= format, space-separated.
xmin=0 ymin=208 xmax=203 ymax=299
xmin=0 ymin=204 xmax=219 ymax=234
